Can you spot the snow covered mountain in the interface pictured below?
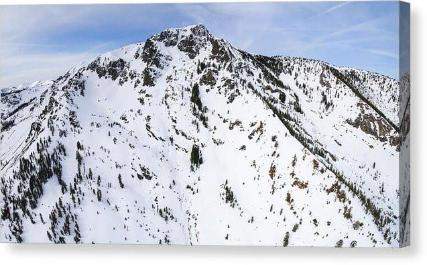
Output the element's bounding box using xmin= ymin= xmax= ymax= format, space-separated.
xmin=0 ymin=25 xmax=408 ymax=247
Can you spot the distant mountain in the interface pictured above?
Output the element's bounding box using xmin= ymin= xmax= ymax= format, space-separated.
xmin=0 ymin=25 xmax=408 ymax=247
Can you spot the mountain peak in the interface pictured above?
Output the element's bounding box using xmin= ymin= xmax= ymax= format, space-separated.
xmin=185 ymin=24 xmax=211 ymax=37
xmin=165 ymin=24 xmax=211 ymax=38
xmin=0 ymin=24 xmax=404 ymax=247
xmin=144 ymin=24 xmax=215 ymax=60
xmin=152 ymin=24 xmax=213 ymax=45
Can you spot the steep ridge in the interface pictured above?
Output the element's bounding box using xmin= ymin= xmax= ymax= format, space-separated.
xmin=328 ymin=67 xmax=399 ymax=131
xmin=0 ymin=25 xmax=403 ymax=246
xmin=337 ymin=67 xmax=399 ymax=126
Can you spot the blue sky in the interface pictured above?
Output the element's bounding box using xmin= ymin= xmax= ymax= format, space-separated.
xmin=0 ymin=1 xmax=403 ymax=87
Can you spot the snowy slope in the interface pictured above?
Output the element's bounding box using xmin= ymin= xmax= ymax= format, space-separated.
xmin=0 ymin=25 xmax=405 ymax=247
xmin=337 ymin=67 xmax=399 ymax=126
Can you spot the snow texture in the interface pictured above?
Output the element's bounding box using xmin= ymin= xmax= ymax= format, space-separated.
xmin=0 ymin=25 xmax=409 ymax=247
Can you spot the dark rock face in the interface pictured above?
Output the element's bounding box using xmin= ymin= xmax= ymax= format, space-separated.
xmin=151 ymin=25 xmax=214 ymax=59
xmin=347 ymin=101 xmax=400 ymax=148
xmin=177 ymin=26 xmax=212 ymax=59
xmin=87 ymin=58 xmax=128 ymax=81
xmin=141 ymin=39 xmax=164 ymax=68
xmin=140 ymin=39 xmax=172 ymax=86
xmin=156 ymin=29 xmax=179 ymax=47
xmin=210 ymin=38 xmax=231 ymax=64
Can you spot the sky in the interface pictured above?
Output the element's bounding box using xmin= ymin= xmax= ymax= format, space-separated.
xmin=0 ymin=1 xmax=403 ymax=87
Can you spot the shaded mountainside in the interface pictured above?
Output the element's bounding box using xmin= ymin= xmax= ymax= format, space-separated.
xmin=0 ymin=25 xmax=406 ymax=246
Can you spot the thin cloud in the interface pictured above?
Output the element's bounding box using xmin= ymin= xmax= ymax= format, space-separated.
xmin=318 ymin=1 xmax=351 ymax=17
xmin=290 ymin=16 xmax=394 ymax=53
xmin=364 ymin=48 xmax=399 ymax=59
